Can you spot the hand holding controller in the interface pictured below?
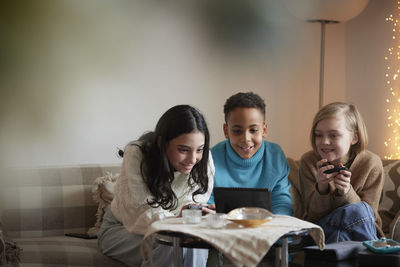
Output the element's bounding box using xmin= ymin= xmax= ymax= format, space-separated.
xmin=323 ymin=165 xmax=348 ymax=174
xmin=187 ymin=204 xmax=215 ymax=215
xmin=188 ymin=204 xmax=209 ymax=210
xmin=319 ymin=162 xmax=348 ymax=174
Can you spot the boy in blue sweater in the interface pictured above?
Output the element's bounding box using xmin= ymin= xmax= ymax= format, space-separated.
xmin=209 ymin=92 xmax=293 ymax=215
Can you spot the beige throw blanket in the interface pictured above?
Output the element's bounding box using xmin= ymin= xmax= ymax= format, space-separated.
xmin=142 ymin=215 xmax=325 ymax=267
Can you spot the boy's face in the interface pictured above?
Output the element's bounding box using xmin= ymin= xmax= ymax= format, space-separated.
xmin=223 ymin=107 xmax=267 ymax=159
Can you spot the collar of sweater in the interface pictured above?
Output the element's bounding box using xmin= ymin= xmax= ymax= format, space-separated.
xmin=226 ymin=140 xmax=265 ymax=168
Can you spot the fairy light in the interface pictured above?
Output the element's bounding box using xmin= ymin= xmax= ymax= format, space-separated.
xmin=384 ymin=2 xmax=400 ymax=159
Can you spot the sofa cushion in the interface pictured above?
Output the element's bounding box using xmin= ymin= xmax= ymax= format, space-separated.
xmin=287 ymin=157 xmax=304 ymax=218
xmin=87 ymin=172 xmax=119 ymax=236
xmin=379 ymin=160 xmax=400 ymax=235
xmin=0 ymin=164 xmax=120 ymax=238
xmin=14 ymin=236 xmax=127 ymax=266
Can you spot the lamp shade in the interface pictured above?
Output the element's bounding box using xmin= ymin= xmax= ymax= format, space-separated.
xmin=282 ymin=0 xmax=369 ymax=22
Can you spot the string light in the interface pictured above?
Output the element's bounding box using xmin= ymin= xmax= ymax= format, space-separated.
xmin=384 ymin=1 xmax=400 ymax=159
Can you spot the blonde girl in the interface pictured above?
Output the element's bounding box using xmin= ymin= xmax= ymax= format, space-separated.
xmin=299 ymin=102 xmax=384 ymax=243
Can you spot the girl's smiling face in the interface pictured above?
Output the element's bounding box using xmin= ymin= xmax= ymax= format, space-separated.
xmin=165 ymin=131 xmax=205 ymax=174
xmin=223 ymin=107 xmax=267 ymax=159
xmin=314 ymin=116 xmax=358 ymax=164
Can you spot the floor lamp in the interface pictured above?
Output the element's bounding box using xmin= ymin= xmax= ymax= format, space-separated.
xmin=310 ymin=19 xmax=339 ymax=108
xmin=282 ymin=0 xmax=369 ymax=109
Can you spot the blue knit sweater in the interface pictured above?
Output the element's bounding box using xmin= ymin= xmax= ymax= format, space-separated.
xmin=209 ymin=139 xmax=293 ymax=215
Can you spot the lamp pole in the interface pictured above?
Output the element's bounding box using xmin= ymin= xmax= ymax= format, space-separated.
xmin=309 ymin=20 xmax=339 ymax=109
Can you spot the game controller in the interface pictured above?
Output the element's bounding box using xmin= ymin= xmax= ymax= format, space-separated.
xmin=321 ymin=164 xmax=348 ymax=174
xmin=363 ymin=238 xmax=400 ymax=254
xmin=188 ymin=204 xmax=208 ymax=210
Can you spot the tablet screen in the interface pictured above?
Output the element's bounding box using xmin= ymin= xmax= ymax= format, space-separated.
xmin=213 ymin=187 xmax=272 ymax=213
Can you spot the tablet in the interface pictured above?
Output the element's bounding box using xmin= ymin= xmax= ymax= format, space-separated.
xmin=213 ymin=187 xmax=272 ymax=213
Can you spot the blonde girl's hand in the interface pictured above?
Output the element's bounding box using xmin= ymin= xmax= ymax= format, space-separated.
xmin=316 ymin=159 xmax=335 ymax=194
xmin=334 ymin=169 xmax=351 ymax=196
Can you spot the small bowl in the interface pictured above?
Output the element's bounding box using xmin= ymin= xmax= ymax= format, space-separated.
xmin=226 ymin=207 xmax=273 ymax=227
xmin=182 ymin=209 xmax=202 ymax=224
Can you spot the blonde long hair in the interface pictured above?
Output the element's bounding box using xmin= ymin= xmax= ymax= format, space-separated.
xmin=310 ymin=102 xmax=368 ymax=158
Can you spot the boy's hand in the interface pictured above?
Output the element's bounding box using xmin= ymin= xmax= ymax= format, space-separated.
xmin=206 ymin=204 xmax=216 ymax=210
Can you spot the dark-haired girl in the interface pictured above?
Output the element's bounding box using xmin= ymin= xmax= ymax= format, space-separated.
xmin=98 ymin=105 xmax=215 ymax=266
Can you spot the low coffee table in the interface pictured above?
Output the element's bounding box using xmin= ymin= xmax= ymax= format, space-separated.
xmin=155 ymin=228 xmax=312 ymax=267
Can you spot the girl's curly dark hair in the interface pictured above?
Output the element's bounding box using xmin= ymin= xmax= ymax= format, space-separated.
xmin=129 ymin=105 xmax=210 ymax=210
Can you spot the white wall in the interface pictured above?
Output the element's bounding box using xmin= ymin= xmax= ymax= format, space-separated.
xmin=0 ymin=0 xmax=395 ymax=167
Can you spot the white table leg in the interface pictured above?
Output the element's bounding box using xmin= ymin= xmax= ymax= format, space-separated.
xmin=281 ymin=237 xmax=288 ymax=267
xmin=172 ymin=236 xmax=183 ymax=267
xmin=275 ymin=247 xmax=281 ymax=267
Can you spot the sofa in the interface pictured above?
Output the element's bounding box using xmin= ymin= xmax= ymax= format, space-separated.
xmin=0 ymin=164 xmax=126 ymax=267
xmin=1 ymin=159 xmax=399 ymax=266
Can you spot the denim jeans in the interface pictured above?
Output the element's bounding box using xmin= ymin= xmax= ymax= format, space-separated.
xmin=316 ymin=202 xmax=378 ymax=244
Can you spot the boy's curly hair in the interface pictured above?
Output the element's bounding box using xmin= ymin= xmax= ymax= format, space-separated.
xmin=223 ymin=92 xmax=266 ymax=122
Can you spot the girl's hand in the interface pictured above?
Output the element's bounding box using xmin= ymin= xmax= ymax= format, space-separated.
xmin=316 ymin=159 xmax=335 ymax=194
xmin=178 ymin=204 xmax=192 ymax=217
xmin=334 ymin=167 xmax=351 ymax=196
xmin=178 ymin=203 xmax=216 ymax=217
xmin=202 ymin=204 xmax=216 ymax=215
